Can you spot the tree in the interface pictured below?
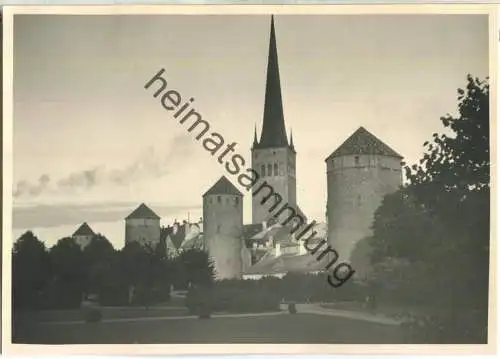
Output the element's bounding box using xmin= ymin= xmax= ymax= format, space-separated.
xmin=405 ymin=75 xmax=489 ymax=308
xmin=48 ymin=237 xmax=86 ymax=309
xmin=369 ymin=75 xmax=489 ymax=342
xmin=82 ymin=234 xmax=117 ymax=297
xmin=370 ymin=188 xmax=448 ymax=264
xmin=12 ymin=231 xmax=51 ymax=310
xmin=175 ymin=249 xmax=215 ymax=289
xmin=405 ymin=75 xmax=489 ymax=222
xmin=117 ymin=241 xmax=174 ymax=308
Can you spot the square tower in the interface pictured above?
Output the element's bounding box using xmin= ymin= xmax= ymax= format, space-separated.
xmin=251 ymin=16 xmax=297 ymax=225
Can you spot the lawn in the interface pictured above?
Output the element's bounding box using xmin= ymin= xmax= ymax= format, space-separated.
xmin=13 ymin=312 xmax=408 ymax=344
xmin=13 ymin=306 xmax=189 ymax=323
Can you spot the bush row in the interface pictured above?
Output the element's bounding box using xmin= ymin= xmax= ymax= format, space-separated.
xmin=185 ymin=286 xmax=281 ymax=314
xmin=215 ymin=273 xmax=367 ymax=303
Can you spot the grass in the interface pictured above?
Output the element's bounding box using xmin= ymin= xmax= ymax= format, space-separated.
xmin=13 ymin=313 xmax=407 ymax=344
xmin=13 ymin=306 xmax=189 ymax=323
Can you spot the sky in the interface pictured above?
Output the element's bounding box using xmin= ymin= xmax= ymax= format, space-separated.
xmin=11 ymin=14 xmax=489 ymax=249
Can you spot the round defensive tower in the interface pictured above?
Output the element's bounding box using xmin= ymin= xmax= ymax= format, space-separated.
xmin=325 ymin=127 xmax=403 ymax=263
xmin=124 ymin=203 xmax=161 ymax=248
xmin=203 ymin=176 xmax=244 ymax=280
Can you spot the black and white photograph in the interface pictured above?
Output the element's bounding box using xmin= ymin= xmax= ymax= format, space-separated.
xmin=3 ymin=4 xmax=496 ymax=354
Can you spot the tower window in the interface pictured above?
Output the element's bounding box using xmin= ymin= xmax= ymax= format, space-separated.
xmin=217 ymin=225 xmax=221 ymax=233
xmin=354 ymin=156 xmax=360 ymax=166
xmin=267 ymin=164 xmax=272 ymax=176
xmin=234 ymin=197 xmax=239 ymax=206
xmin=261 ymin=164 xmax=266 ymax=177
xmin=274 ymin=163 xmax=278 ymax=176
xmin=217 ymin=196 xmax=221 ymax=203
xmin=208 ymin=198 xmax=212 ymax=204
xmin=357 ymin=195 xmax=361 ymax=206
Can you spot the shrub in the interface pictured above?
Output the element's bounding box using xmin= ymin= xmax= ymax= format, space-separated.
xmin=186 ymin=286 xmax=280 ymax=314
xmin=85 ymin=308 xmax=102 ymax=323
xmin=211 ymin=288 xmax=280 ymax=313
xmin=198 ymin=302 xmax=212 ymax=319
xmin=402 ymin=309 xmax=488 ymax=344
xmin=185 ymin=286 xmax=211 ymax=314
xmin=288 ymin=302 xmax=297 ymax=314
xmin=99 ymin=284 xmax=129 ymax=306
xmin=130 ymin=286 xmax=171 ymax=307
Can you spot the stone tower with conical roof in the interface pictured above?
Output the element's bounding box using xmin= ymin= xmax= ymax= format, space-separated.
xmin=252 ymin=16 xmax=297 ymax=225
xmin=203 ymin=176 xmax=245 ymax=280
xmin=125 ymin=203 xmax=161 ymax=248
xmin=72 ymin=222 xmax=95 ymax=249
xmin=325 ymin=127 xmax=403 ymax=263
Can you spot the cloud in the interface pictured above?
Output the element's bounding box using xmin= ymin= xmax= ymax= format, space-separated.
xmin=12 ymin=201 xmax=202 ymax=229
xmin=13 ymin=134 xmax=193 ymax=199
xmin=13 ymin=174 xmax=51 ymax=198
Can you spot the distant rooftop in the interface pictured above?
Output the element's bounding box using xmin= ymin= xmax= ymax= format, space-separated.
xmin=73 ymin=222 xmax=95 ymax=237
xmin=203 ymin=176 xmax=243 ymax=197
xmin=326 ymin=126 xmax=403 ymax=160
xmin=125 ymin=203 xmax=161 ymax=220
xmin=244 ymin=252 xmax=330 ymax=276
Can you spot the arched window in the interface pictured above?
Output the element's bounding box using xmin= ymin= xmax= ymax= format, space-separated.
xmin=274 ymin=163 xmax=278 ymax=176
xmin=267 ymin=164 xmax=272 ymax=176
xmin=217 ymin=196 xmax=221 ymax=203
xmin=234 ymin=197 xmax=239 ymax=206
xmin=261 ymin=164 xmax=266 ymax=177
xmin=217 ymin=225 xmax=221 ymax=233
xmin=357 ymin=195 xmax=361 ymax=206
xmin=354 ymin=156 xmax=360 ymax=166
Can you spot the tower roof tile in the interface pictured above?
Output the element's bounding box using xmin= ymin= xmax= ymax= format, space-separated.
xmin=125 ymin=203 xmax=161 ymax=220
xmin=325 ymin=126 xmax=403 ymax=160
xmin=72 ymin=222 xmax=95 ymax=236
xmin=203 ymin=176 xmax=243 ymax=197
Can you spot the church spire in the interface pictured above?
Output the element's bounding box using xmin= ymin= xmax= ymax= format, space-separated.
xmin=289 ymin=128 xmax=295 ymax=151
xmin=257 ymin=15 xmax=288 ymax=149
xmin=253 ymin=124 xmax=259 ymax=148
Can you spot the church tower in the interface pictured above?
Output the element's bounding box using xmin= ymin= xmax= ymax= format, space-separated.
xmin=252 ymin=16 xmax=297 ymax=225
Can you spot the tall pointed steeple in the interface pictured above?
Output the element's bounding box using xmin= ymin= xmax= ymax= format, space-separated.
xmin=289 ymin=128 xmax=295 ymax=151
xmin=253 ymin=124 xmax=259 ymax=148
xmin=257 ymin=15 xmax=288 ymax=149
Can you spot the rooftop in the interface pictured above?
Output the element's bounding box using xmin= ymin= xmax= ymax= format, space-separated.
xmin=125 ymin=203 xmax=161 ymax=220
xmin=72 ymin=222 xmax=95 ymax=237
xmin=325 ymin=126 xmax=403 ymax=160
xmin=203 ymin=176 xmax=243 ymax=197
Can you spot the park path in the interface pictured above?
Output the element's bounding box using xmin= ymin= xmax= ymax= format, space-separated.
xmin=41 ymin=304 xmax=402 ymax=326
xmin=294 ymin=303 xmax=403 ymax=326
xmin=42 ymin=310 xmax=288 ymax=325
